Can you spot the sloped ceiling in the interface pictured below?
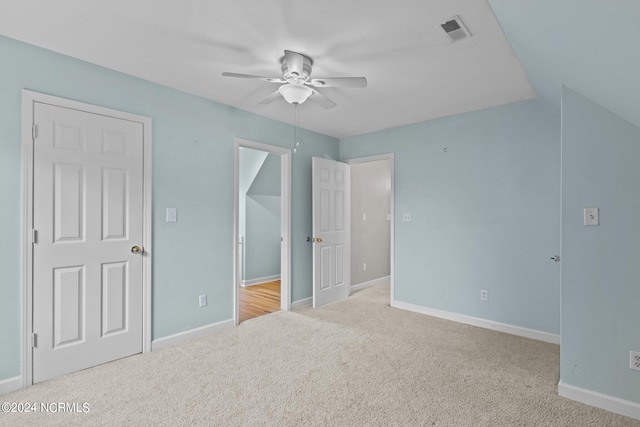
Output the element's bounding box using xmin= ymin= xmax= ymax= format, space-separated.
xmin=239 ymin=147 xmax=269 ymax=196
xmin=247 ymin=154 xmax=281 ymax=197
xmin=489 ymin=0 xmax=640 ymax=128
xmin=0 ymin=0 xmax=535 ymax=138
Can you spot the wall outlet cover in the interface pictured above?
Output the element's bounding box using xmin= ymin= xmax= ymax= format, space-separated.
xmin=631 ymin=351 xmax=640 ymax=371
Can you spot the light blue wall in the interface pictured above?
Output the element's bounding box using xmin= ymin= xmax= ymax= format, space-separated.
xmin=340 ymin=99 xmax=561 ymax=334
xmin=0 ymin=35 xmax=338 ymax=381
xmin=245 ymin=195 xmax=281 ymax=281
xmin=561 ymin=87 xmax=640 ymax=403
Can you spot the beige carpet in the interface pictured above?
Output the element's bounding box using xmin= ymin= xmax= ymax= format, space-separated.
xmin=2 ymin=283 xmax=639 ymax=426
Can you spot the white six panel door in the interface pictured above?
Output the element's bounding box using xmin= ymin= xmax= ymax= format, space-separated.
xmin=32 ymin=102 xmax=144 ymax=383
xmin=312 ymin=157 xmax=350 ymax=307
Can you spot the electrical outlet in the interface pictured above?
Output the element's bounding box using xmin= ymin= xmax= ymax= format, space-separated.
xmin=630 ymin=351 xmax=640 ymax=371
xmin=480 ymin=290 xmax=488 ymax=301
xmin=199 ymin=294 xmax=207 ymax=308
xmin=363 ymin=263 xmax=367 ymax=271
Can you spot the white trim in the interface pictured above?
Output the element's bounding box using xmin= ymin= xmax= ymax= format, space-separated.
xmin=234 ymin=138 xmax=292 ymax=326
xmin=558 ymin=381 xmax=640 ymax=420
xmin=21 ymin=91 xmax=34 ymax=388
xmin=344 ymin=154 xmax=395 ymax=306
xmin=392 ymin=300 xmax=561 ymax=345
xmin=0 ymin=376 xmax=22 ymax=396
xmin=151 ymin=319 xmax=234 ymax=351
xmin=242 ymin=275 xmax=282 ymax=287
xmin=292 ymin=297 xmax=312 ymax=309
xmin=21 ymin=90 xmax=153 ymax=388
xmin=351 ymin=275 xmax=391 ymax=291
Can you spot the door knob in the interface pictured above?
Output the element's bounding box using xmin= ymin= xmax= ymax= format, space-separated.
xmin=131 ymin=246 xmax=142 ymax=254
xmin=316 ymin=237 xmax=323 ymax=243
xmin=551 ymin=255 xmax=561 ymax=262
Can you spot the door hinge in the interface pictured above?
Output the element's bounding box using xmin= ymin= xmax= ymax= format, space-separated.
xmin=32 ymin=124 xmax=38 ymax=140
xmin=32 ymin=229 xmax=38 ymax=244
xmin=31 ymin=333 xmax=37 ymax=348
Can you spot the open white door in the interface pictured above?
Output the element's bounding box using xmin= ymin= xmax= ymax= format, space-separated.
xmin=312 ymin=157 xmax=350 ymax=307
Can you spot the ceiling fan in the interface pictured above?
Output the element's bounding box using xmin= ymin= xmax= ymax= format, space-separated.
xmin=222 ymin=50 xmax=367 ymax=109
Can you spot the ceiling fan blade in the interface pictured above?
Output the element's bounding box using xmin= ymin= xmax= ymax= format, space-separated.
xmin=284 ymin=50 xmax=305 ymax=77
xmin=258 ymin=90 xmax=283 ymax=105
xmin=309 ymin=77 xmax=367 ymax=88
xmin=221 ymin=72 xmax=285 ymax=83
xmin=309 ymin=89 xmax=337 ymax=109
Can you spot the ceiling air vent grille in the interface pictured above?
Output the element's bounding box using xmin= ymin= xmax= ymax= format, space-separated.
xmin=440 ymin=16 xmax=471 ymax=43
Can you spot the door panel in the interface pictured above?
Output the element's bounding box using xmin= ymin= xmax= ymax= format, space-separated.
xmin=32 ymin=102 xmax=144 ymax=383
xmin=54 ymin=163 xmax=85 ymax=242
xmin=312 ymin=157 xmax=350 ymax=307
xmin=102 ymin=168 xmax=129 ymax=240
xmin=101 ymin=262 xmax=128 ymax=336
xmin=53 ymin=266 xmax=85 ymax=347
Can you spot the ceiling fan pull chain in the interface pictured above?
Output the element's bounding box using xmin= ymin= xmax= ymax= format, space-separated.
xmin=294 ymin=104 xmax=299 ymax=154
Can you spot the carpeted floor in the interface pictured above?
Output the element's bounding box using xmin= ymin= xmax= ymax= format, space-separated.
xmin=1 ymin=283 xmax=639 ymax=426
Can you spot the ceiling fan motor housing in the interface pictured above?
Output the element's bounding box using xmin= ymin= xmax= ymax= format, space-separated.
xmin=281 ymin=54 xmax=312 ymax=84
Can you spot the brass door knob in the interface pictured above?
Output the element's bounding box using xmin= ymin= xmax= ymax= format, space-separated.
xmin=316 ymin=237 xmax=323 ymax=243
xmin=131 ymin=246 xmax=142 ymax=254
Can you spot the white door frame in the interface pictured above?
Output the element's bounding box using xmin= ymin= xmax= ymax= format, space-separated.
xmin=21 ymin=90 xmax=153 ymax=387
xmin=233 ymin=138 xmax=291 ymax=325
xmin=344 ymin=153 xmax=395 ymax=304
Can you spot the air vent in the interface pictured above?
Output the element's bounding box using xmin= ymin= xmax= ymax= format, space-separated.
xmin=440 ymin=16 xmax=471 ymax=43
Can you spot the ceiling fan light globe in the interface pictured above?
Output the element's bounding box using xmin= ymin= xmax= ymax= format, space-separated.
xmin=279 ymin=84 xmax=312 ymax=105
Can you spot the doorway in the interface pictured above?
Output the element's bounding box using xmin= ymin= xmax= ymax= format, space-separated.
xmin=233 ymin=139 xmax=291 ymax=324
xmin=346 ymin=154 xmax=395 ymax=302
xmin=22 ymin=90 xmax=152 ymax=386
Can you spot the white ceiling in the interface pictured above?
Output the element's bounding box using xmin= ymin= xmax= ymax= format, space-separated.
xmin=0 ymin=0 xmax=536 ymax=139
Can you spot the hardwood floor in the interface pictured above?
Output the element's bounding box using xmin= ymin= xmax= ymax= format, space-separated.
xmin=239 ymin=280 xmax=281 ymax=323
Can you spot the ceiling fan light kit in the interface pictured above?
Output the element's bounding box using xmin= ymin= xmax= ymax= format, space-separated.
xmin=222 ymin=50 xmax=367 ymax=108
xmin=279 ymin=84 xmax=312 ymax=105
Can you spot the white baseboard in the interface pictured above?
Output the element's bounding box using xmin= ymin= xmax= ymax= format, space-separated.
xmin=292 ymin=297 xmax=312 ymax=309
xmin=0 ymin=375 xmax=22 ymax=396
xmin=559 ymin=381 xmax=640 ymax=420
xmin=151 ymin=318 xmax=234 ymax=351
xmin=392 ymin=300 xmax=560 ymax=345
xmin=351 ymin=276 xmax=390 ymax=292
xmin=241 ymin=274 xmax=281 ymax=287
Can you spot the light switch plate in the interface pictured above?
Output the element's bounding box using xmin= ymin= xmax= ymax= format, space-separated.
xmin=166 ymin=207 xmax=177 ymax=223
xmin=584 ymin=208 xmax=599 ymax=226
